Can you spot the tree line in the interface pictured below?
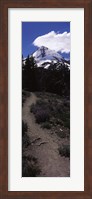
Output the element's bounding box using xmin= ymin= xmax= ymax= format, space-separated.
xmin=22 ymin=55 xmax=70 ymax=97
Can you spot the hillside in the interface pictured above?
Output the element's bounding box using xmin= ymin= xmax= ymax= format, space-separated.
xmin=22 ymin=91 xmax=70 ymax=177
xmin=22 ymin=46 xmax=70 ymax=177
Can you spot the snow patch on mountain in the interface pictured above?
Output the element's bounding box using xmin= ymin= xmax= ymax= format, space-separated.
xmin=33 ymin=46 xmax=63 ymax=67
xmin=23 ymin=46 xmax=70 ymax=70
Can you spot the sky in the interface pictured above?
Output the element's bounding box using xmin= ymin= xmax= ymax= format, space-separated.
xmin=22 ymin=22 xmax=70 ymax=59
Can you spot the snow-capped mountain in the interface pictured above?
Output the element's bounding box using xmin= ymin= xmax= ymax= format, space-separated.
xmin=33 ymin=46 xmax=70 ymax=69
xmin=33 ymin=46 xmax=62 ymax=63
xmin=23 ymin=46 xmax=70 ymax=69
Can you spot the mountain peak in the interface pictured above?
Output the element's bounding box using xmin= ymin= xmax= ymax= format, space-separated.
xmin=22 ymin=46 xmax=70 ymax=70
xmin=33 ymin=46 xmax=62 ymax=62
xmin=39 ymin=46 xmax=48 ymax=50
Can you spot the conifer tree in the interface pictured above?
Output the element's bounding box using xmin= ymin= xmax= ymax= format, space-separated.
xmin=29 ymin=56 xmax=37 ymax=69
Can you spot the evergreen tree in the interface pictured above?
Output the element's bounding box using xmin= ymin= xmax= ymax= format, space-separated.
xmin=29 ymin=56 xmax=37 ymax=69
xmin=25 ymin=55 xmax=30 ymax=68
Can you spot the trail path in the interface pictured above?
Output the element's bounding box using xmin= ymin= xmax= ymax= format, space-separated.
xmin=22 ymin=92 xmax=70 ymax=177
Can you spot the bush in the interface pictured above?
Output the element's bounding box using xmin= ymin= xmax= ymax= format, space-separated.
xmin=22 ymin=121 xmax=30 ymax=149
xmin=30 ymin=100 xmax=50 ymax=124
xmin=30 ymin=103 xmax=41 ymax=115
xmin=22 ymin=90 xmax=30 ymax=97
xmin=63 ymin=120 xmax=70 ymax=129
xmin=22 ymin=96 xmax=26 ymax=106
xmin=22 ymin=90 xmax=30 ymax=106
xmin=35 ymin=110 xmax=50 ymax=123
xmin=30 ymin=96 xmax=70 ymax=130
xmin=59 ymin=144 xmax=70 ymax=158
xmin=22 ymin=156 xmax=41 ymax=177
xmin=22 ymin=133 xmax=30 ymax=148
xmin=41 ymin=122 xmax=51 ymax=129
xmin=22 ymin=121 xmax=28 ymax=136
xmin=30 ymin=103 xmax=36 ymax=113
xmin=55 ymin=118 xmax=63 ymax=125
xmin=56 ymin=130 xmax=66 ymax=138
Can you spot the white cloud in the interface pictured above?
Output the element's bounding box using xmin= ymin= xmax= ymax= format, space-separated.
xmin=33 ymin=31 xmax=70 ymax=53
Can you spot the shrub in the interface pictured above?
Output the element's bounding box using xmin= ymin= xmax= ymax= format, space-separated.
xmin=30 ymin=100 xmax=50 ymax=124
xmin=59 ymin=111 xmax=70 ymax=129
xmin=22 ymin=121 xmax=30 ymax=149
xmin=22 ymin=156 xmax=41 ymax=177
xmin=41 ymin=122 xmax=51 ymax=129
xmin=30 ymin=96 xmax=70 ymax=130
xmin=22 ymin=90 xmax=30 ymax=106
xmin=56 ymin=130 xmax=66 ymax=138
xmin=55 ymin=118 xmax=63 ymax=125
xmin=22 ymin=97 xmax=26 ymax=106
xmin=22 ymin=133 xmax=30 ymax=148
xmin=35 ymin=110 xmax=50 ymax=123
xmin=30 ymin=103 xmax=37 ymax=114
xmin=59 ymin=144 xmax=70 ymax=158
xmin=63 ymin=120 xmax=70 ymax=129
xmin=22 ymin=121 xmax=28 ymax=136
xmin=22 ymin=90 xmax=30 ymax=97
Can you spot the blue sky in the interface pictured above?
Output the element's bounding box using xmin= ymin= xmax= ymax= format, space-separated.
xmin=22 ymin=22 xmax=70 ymax=59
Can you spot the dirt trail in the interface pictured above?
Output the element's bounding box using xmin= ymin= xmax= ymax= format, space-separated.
xmin=22 ymin=92 xmax=70 ymax=177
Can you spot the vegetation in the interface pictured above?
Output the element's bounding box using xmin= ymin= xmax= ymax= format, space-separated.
xmin=55 ymin=130 xmax=67 ymax=139
xmin=22 ymin=120 xmax=41 ymax=177
xmin=22 ymin=156 xmax=41 ymax=177
xmin=22 ymin=121 xmax=28 ymax=136
xmin=22 ymin=121 xmax=30 ymax=149
xmin=58 ymin=144 xmax=70 ymax=158
xmin=30 ymin=93 xmax=70 ymax=135
xmin=22 ymin=90 xmax=30 ymax=106
xmin=41 ymin=122 xmax=51 ymax=129
xmin=22 ymin=55 xmax=70 ymax=97
xmin=22 ymin=133 xmax=30 ymax=148
xmin=22 ymin=54 xmax=70 ymax=175
xmin=30 ymin=100 xmax=50 ymax=124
